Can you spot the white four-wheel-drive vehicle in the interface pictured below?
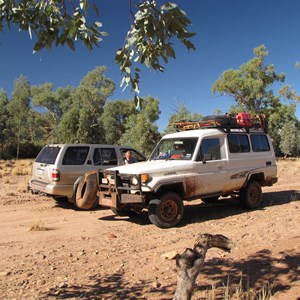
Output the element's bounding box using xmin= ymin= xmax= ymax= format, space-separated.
xmin=94 ymin=114 xmax=277 ymax=228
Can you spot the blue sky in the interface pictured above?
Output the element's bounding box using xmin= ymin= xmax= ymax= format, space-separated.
xmin=1 ymin=0 xmax=300 ymax=132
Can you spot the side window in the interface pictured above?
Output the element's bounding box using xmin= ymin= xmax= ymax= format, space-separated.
xmin=250 ymin=134 xmax=270 ymax=152
xmin=121 ymin=149 xmax=146 ymax=162
xmin=198 ymin=138 xmax=221 ymax=161
xmin=93 ymin=148 xmax=118 ymax=165
xmin=62 ymin=147 xmax=89 ymax=165
xmin=228 ymin=134 xmax=250 ymax=153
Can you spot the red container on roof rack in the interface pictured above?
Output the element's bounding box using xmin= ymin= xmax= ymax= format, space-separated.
xmin=236 ymin=112 xmax=253 ymax=127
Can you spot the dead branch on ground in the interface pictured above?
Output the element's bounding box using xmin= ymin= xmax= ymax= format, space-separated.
xmin=173 ymin=233 xmax=233 ymax=300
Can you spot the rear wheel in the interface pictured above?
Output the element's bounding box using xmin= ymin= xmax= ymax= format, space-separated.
xmin=148 ymin=192 xmax=184 ymax=228
xmin=240 ymin=180 xmax=262 ymax=208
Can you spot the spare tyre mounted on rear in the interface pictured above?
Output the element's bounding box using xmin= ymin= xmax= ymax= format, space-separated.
xmin=74 ymin=171 xmax=98 ymax=210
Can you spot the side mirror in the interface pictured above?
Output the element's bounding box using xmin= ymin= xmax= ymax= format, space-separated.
xmin=202 ymin=153 xmax=212 ymax=164
xmin=102 ymin=160 xmax=110 ymax=165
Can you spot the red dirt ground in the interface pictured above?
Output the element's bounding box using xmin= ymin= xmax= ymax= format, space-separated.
xmin=0 ymin=159 xmax=299 ymax=299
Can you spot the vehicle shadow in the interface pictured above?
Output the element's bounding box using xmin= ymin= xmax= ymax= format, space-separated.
xmin=97 ymin=190 xmax=300 ymax=227
xmin=53 ymin=200 xmax=108 ymax=211
xmin=98 ymin=210 xmax=151 ymax=226
xmin=180 ymin=189 xmax=300 ymax=227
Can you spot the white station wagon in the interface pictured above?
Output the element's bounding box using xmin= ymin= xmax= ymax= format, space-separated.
xmin=97 ymin=114 xmax=278 ymax=228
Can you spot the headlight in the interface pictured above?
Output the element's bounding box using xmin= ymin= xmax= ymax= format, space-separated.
xmin=141 ymin=173 xmax=150 ymax=184
xmin=102 ymin=175 xmax=115 ymax=185
xmin=131 ymin=176 xmax=139 ymax=186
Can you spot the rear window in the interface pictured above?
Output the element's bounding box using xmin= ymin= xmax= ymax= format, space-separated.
xmin=35 ymin=146 xmax=61 ymax=164
xmin=62 ymin=147 xmax=89 ymax=165
xmin=250 ymin=134 xmax=270 ymax=152
xmin=228 ymin=134 xmax=250 ymax=153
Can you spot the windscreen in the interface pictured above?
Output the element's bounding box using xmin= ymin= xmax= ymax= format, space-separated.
xmin=149 ymin=138 xmax=198 ymax=160
xmin=35 ymin=146 xmax=61 ymax=164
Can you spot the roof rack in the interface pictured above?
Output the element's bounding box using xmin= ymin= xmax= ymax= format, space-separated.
xmin=172 ymin=113 xmax=267 ymax=133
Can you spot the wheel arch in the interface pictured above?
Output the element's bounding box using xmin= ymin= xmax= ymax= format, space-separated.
xmin=155 ymin=183 xmax=185 ymax=199
xmin=244 ymin=172 xmax=265 ymax=187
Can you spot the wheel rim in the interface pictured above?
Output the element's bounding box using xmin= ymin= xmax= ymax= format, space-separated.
xmin=160 ymin=200 xmax=178 ymax=221
xmin=249 ymin=187 xmax=259 ymax=205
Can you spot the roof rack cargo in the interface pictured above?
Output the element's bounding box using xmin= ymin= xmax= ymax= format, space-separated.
xmin=172 ymin=112 xmax=267 ymax=133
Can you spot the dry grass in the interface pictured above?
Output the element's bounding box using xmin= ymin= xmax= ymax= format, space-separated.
xmin=0 ymin=159 xmax=33 ymax=178
xmin=29 ymin=219 xmax=48 ymax=231
xmin=200 ymin=277 xmax=275 ymax=300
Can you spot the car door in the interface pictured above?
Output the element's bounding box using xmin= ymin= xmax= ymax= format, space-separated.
xmin=92 ymin=147 xmax=120 ymax=171
xmin=190 ymin=137 xmax=227 ymax=196
xmin=59 ymin=146 xmax=91 ymax=185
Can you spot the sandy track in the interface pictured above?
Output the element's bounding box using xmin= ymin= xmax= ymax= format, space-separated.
xmin=0 ymin=160 xmax=299 ymax=299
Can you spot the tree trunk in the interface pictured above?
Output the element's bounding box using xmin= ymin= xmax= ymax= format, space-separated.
xmin=16 ymin=125 xmax=21 ymax=160
xmin=173 ymin=234 xmax=233 ymax=300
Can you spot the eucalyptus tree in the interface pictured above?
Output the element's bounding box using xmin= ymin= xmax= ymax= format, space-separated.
xmin=279 ymin=120 xmax=300 ymax=157
xmin=32 ymin=66 xmax=115 ymax=143
xmin=101 ymin=100 xmax=137 ymax=145
xmin=0 ymin=89 xmax=11 ymax=158
xmin=212 ymin=44 xmax=300 ymax=156
xmin=71 ymin=66 xmax=115 ymax=143
xmin=212 ymin=45 xmax=289 ymax=115
xmin=31 ymin=83 xmax=75 ymax=142
xmin=7 ymin=75 xmax=31 ymax=158
xmin=267 ymin=103 xmax=299 ymax=156
xmin=118 ymin=97 xmax=161 ymax=155
xmin=1 ymin=1 xmax=195 ymax=98
xmin=31 ymin=83 xmax=72 ymax=122
xmin=163 ymin=104 xmax=203 ymax=134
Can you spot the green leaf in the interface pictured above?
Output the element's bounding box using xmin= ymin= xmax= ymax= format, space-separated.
xmin=92 ymin=3 xmax=100 ymax=17
xmin=66 ymin=38 xmax=75 ymax=51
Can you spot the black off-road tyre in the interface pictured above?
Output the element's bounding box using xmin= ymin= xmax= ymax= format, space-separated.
xmin=148 ymin=192 xmax=184 ymax=228
xmin=240 ymin=180 xmax=262 ymax=209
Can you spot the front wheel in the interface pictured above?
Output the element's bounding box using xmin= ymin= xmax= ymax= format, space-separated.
xmin=240 ymin=180 xmax=262 ymax=209
xmin=148 ymin=192 xmax=184 ymax=228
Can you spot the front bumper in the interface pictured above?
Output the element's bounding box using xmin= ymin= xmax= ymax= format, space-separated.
xmin=98 ymin=170 xmax=146 ymax=208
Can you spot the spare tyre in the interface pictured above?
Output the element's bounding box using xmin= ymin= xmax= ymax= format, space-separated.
xmin=74 ymin=171 xmax=98 ymax=210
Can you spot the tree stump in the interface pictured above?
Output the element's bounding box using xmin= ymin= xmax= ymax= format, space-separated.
xmin=173 ymin=233 xmax=233 ymax=300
